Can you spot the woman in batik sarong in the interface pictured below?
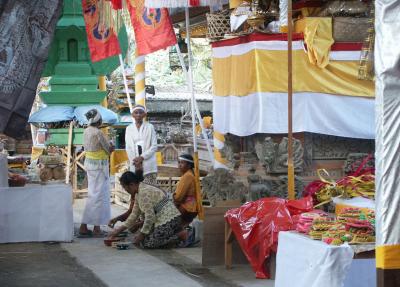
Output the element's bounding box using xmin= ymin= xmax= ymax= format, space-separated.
xmin=108 ymin=171 xmax=187 ymax=248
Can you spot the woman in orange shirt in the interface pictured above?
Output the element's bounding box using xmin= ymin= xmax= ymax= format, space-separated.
xmin=173 ymin=154 xmax=199 ymax=224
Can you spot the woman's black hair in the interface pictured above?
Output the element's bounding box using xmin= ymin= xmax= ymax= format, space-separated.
xmin=85 ymin=109 xmax=97 ymax=120
xmin=179 ymin=153 xmax=194 ymax=169
xmin=119 ymin=170 xmax=144 ymax=186
xmin=85 ymin=109 xmax=102 ymax=127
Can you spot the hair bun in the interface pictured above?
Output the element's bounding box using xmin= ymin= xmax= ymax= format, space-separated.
xmin=85 ymin=109 xmax=98 ymax=120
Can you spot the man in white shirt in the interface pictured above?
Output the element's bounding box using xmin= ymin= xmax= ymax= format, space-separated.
xmin=125 ymin=105 xmax=158 ymax=184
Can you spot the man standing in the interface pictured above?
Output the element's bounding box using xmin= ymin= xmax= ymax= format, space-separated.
xmin=125 ymin=104 xmax=158 ymax=185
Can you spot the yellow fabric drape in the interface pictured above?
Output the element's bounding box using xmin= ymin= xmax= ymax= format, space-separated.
xmin=213 ymin=49 xmax=374 ymax=98
xmin=303 ymin=17 xmax=334 ymax=68
xmin=110 ymin=150 xmax=129 ymax=175
xmin=86 ymin=150 xmax=109 ymax=160
xmin=376 ymin=244 xmax=400 ymax=269
xmin=229 ymin=0 xmax=244 ymax=9
xmin=213 ymin=130 xmax=225 ymax=142
xmin=214 ymin=149 xmax=229 ymax=165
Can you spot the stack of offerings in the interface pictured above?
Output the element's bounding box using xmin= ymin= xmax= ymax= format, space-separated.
xmin=308 ymin=217 xmax=335 ymax=240
xmin=296 ymin=211 xmax=328 ymax=234
xmin=312 ymin=207 xmax=375 ymax=246
xmin=337 ymin=208 xmax=375 ymax=244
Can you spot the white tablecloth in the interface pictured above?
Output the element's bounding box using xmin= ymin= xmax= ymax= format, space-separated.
xmin=0 ymin=153 xmax=8 ymax=187
xmin=0 ymin=184 xmax=73 ymax=243
xmin=275 ymin=231 xmax=375 ymax=287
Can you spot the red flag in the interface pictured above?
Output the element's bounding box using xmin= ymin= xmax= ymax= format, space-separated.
xmin=107 ymin=0 xmax=122 ymax=10
xmin=127 ymin=0 xmax=177 ymax=55
xmin=82 ymin=0 xmax=121 ymax=62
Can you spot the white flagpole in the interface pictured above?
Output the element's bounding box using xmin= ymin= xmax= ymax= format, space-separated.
xmin=185 ymin=7 xmax=197 ymax=155
xmin=119 ymin=54 xmax=133 ymax=113
xmin=175 ymin=42 xmax=214 ymax=165
xmin=185 ymin=5 xmax=204 ymax=219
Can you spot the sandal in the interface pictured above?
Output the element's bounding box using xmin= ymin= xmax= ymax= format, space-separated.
xmin=77 ymin=230 xmax=93 ymax=238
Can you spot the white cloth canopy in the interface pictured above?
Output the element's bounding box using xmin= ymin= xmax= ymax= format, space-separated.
xmin=214 ymin=92 xmax=375 ymax=139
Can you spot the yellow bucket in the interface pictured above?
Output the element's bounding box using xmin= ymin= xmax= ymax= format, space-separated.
xmin=156 ymin=152 xmax=163 ymax=165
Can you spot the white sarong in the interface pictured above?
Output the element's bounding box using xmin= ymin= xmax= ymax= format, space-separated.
xmin=81 ymin=161 xmax=111 ymax=225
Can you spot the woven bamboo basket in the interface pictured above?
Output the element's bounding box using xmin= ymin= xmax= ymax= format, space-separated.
xmin=206 ymin=10 xmax=231 ymax=41
xmin=333 ymin=17 xmax=369 ymax=42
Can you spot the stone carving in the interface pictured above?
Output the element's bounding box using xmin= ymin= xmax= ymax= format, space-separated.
xmin=310 ymin=134 xmax=374 ymax=159
xmin=247 ymin=174 xmax=272 ymax=201
xmin=202 ymin=168 xmax=247 ymax=206
xmin=343 ymin=153 xmax=374 ymax=175
xmin=255 ymin=137 xmax=276 ymax=172
xmin=255 ymin=136 xmax=304 ymax=173
xmin=276 ymin=137 xmax=304 ymax=173
xmin=247 ymin=174 xmax=304 ymax=200
xmin=220 ymin=134 xmax=241 ymax=164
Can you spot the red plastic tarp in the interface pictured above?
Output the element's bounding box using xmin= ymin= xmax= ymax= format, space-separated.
xmin=224 ymin=196 xmax=313 ymax=279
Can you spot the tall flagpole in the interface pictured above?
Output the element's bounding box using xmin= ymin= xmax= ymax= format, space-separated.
xmin=175 ymin=43 xmax=214 ymax=165
xmin=119 ymin=54 xmax=133 ymax=113
xmin=287 ymin=0 xmax=295 ymax=200
xmin=135 ymin=50 xmax=146 ymax=107
xmin=185 ymin=5 xmax=203 ymax=219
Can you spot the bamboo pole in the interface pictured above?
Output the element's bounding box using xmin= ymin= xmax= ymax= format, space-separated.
xmin=98 ymin=76 xmax=108 ymax=108
xmin=287 ymin=0 xmax=295 ymax=200
xmin=65 ymin=121 xmax=73 ymax=185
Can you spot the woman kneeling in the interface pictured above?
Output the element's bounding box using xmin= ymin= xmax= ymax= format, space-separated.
xmin=109 ymin=171 xmax=186 ymax=248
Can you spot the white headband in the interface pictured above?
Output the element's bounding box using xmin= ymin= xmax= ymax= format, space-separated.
xmin=132 ymin=106 xmax=146 ymax=113
xmin=178 ymin=156 xmax=194 ymax=163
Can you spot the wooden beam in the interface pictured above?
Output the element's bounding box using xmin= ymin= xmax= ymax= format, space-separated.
xmin=73 ymin=155 xmax=78 ymax=191
xmin=65 ymin=122 xmax=73 ymax=184
xmin=171 ymin=6 xmax=210 ymax=24
xmin=225 ymin=221 xmax=234 ymax=269
xmin=287 ymin=0 xmax=295 ymax=200
xmin=75 ymin=150 xmax=86 ymax=162
xmin=75 ymin=160 xmax=85 ymax=171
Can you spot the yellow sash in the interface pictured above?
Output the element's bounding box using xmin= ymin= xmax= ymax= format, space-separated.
xmin=86 ymin=150 xmax=108 ymax=160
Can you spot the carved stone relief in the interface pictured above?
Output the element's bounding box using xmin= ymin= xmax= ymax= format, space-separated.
xmin=202 ymin=168 xmax=247 ymax=206
xmin=247 ymin=174 xmax=304 ymax=200
xmin=310 ymin=133 xmax=374 ymax=159
xmin=254 ymin=136 xmax=304 ymax=173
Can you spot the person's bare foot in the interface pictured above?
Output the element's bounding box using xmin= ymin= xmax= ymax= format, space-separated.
xmin=92 ymin=226 xmax=104 ymax=236
xmin=79 ymin=224 xmax=89 ymax=234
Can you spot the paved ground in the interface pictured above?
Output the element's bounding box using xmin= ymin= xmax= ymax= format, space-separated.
xmin=0 ymin=198 xmax=274 ymax=287
xmin=0 ymin=243 xmax=106 ymax=287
